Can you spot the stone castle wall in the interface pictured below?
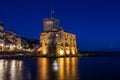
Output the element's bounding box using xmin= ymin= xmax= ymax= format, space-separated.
xmin=38 ymin=30 xmax=78 ymax=56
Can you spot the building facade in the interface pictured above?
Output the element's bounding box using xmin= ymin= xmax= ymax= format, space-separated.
xmin=0 ymin=22 xmax=29 ymax=52
xmin=37 ymin=18 xmax=78 ymax=56
xmin=0 ymin=22 xmax=5 ymax=51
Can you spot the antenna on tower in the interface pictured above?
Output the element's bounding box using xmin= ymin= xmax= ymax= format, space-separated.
xmin=51 ymin=7 xmax=54 ymax=18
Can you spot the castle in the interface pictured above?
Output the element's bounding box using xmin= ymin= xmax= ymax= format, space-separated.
xmin=37 ymin=18 xmax=78 ymax=57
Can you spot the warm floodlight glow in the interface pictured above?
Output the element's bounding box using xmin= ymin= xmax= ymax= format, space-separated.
xmin=0 ymin=44 xmax=3 ymax=47
xmin=12 ymin=45 xmax=15 ymax=47
xmin=66 ymin=50 xmax=70 ymax=55
xmin=43 ymin=49 xmax=47 ymax=55
xmin=60 ymin=50 xmax=64 ymax=55
xmin=72 ymin=49 xmax=75 ymax=55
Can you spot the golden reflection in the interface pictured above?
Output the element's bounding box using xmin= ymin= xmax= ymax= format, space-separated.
xmin=65 ymin=58 xmax=70 ymax=80
xmin=71 ymin=58 xmax=77 ymax=80
xmin=37 ymin=58 xmax=79 ymax=80
xmin=37 ymin=58 xmax=49 ymax=80
xmin=57 ymin=58 xmax=78 ymax=80
xmin=57 ymin=58 xmax=65 ymax=80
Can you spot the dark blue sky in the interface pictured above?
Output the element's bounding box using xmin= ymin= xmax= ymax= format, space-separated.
xmin=0 ymin=0 xmax=120 ymax=51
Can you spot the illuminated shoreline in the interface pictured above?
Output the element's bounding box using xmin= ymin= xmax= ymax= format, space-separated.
xmin=0 ymin=51 xmax=99 ymax=59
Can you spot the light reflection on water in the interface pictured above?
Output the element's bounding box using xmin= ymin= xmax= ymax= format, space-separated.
xmin=0 ymin=60 xmax=24 ymax=80
xmin=37 ymin=58 xmax=79 ymax=80
xmin=0 ymin=57 xmax=120 ymax=80
xmin=0 ymin=58 xmax=79 ymax=80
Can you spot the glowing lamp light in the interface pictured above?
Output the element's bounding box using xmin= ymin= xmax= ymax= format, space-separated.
xmin=43 ymin=49 xmax=47 ymax=55
xmin=1 ymin=44 xmax=3 ymax=47
xmin=60 ymin=50 xmax=64 ymax=55
xmin=13 ymin=45 xmax=15 ymax=47
xmin=72 ymin=50 xmax=75 ymax=55
xmin=66 ymin=50 xmax=70 ymax=55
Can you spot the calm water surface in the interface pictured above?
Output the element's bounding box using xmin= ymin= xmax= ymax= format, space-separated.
xmin=0 ymin=57 xmax=120 ymax=80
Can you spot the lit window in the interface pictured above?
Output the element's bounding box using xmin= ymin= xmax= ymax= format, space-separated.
xmin=56 ymin=34 xmax=58 ymax=37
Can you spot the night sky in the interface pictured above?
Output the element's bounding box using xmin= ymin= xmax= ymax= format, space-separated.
xmin=0 ymin=0 xmax=120 ymax=51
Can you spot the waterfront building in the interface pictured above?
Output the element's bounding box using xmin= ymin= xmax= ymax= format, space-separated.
xmin=37 ymin=18 xmax=78 ymax=56
xmin=0 ymin=21 xmax=39 ymax=52
xmin=0 ymin=38 xmax=4 ymax=51
xmin=0 ymin=22 xmax=26 ymax=52
xmin=0 ymin=22 xmax=5 ymax=51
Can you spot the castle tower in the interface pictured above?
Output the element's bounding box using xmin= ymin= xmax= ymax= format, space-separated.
xmin=43 ymin=18 xmax=62 ymax=32
xmin=37 ymin=17 xmax=78 ymax=57
xmin=37 ymin=9 xmax=78 ymax=57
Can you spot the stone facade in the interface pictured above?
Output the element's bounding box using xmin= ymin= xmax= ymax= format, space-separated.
xmin=37 ymin=18 xmax=78 ymax=56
